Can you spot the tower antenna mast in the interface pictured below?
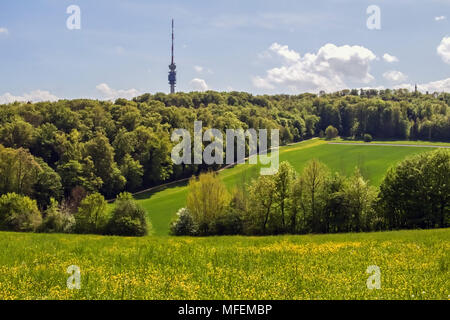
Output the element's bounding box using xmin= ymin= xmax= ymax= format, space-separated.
xmin=168 ymin=19 xmax=177 ymax=94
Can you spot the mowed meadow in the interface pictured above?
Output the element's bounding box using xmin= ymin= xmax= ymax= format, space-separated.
xmin=0 ymin=228 xmax=448 ymax=300
xmin=136 ymin=140 xmax=438 ymax=235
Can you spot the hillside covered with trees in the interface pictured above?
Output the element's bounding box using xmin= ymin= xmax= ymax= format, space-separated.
xmin=0 ymin=89 xmax=449 ymax=236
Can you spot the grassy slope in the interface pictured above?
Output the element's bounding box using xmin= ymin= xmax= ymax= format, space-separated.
xmin=0 ymin=229 xmax=448 ymax=299
xmin=139 ymin=140 xmax=435 ymax=235
xmin=333 ymin=138 xmax=450 ymax=147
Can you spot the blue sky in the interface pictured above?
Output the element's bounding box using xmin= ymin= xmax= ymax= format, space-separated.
xmin=0 ymin=0 xmax=449 ymax=102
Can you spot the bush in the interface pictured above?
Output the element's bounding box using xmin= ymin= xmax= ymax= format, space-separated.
xmin=106 ymin=192 xmax=150 ymax=236
xmin=40 ymin=199 xmax=75 ymax=233
xmin=0 ymin=193 xmax=42 ymax=232
xmin=170 ymin=208 xmax=198 ymax=236
xmin=210 ymin=211 xmax=243 ymax=235
xmin=75 ymin=193 xmax=108 ymax=234
xmin=325 ymin=126 xmax=339 ymax=140
xmin=363 ymin=134 xmax=373 ymax=142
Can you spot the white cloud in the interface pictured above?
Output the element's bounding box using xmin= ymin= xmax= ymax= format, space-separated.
xmin=395 ymin=78 xmax=450 ymax=93
xmin=193 ymin=65 xmax=213 ymax=74
xmin=383 ymin=70 xmax=407 ymax=82
xmin=190 ymin=78 xmax=208 ymax=91
xmin=435 ymin=16 xmax=446 ymax=21
xmin=382 ymin=53 xmax=399 ymax=63
xmin=96 ymin=83 xmax=140 ymax=100
xmin=437 ymin=37 xmax=450 ymax=64
xmin=0 ymin=27 xmax=8 ymax=35
xmin=0 ymin=90 xmax=58 ymax=104
xmin=194 ymin=65 xmax=204 ymax=73
xmin=269 ymin=43 xmax=300 ymax=63
xmin=253 ymin=43 xmax=377 ymax=93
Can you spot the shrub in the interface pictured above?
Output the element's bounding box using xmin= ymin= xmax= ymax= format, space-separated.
xmin=0 ymin=193 xmax=42 ymax=232
xmin=40 ymin=199 xmax=75 ymax=233
xmin=170 ymin=208 xmax=198 ymax=236
xmin=75 ymin=192 xmax=108 ymax=234
xmin=325 ymin=126 xmax=339 ymax=140
xmin=106 ymin=192 xmax=150 ymax=236
xmin=210 ymin=211 xmax=243 ymax=235
xmin=363 ymin=134 xmax=373 ymax=142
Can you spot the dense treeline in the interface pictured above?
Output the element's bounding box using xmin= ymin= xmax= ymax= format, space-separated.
xmin=171 ymin=149 xmax=449 ymax=236
xmin=0 ymin=190 xmax=150 ymax=236
xmin=0 ymin=90 xmax=449 ymax=236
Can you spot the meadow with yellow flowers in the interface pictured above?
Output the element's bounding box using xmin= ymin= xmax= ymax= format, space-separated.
xmin=0 ymin=228 xmax=448 ymax=300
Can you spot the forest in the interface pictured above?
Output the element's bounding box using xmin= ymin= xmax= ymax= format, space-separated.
xmin=0 ymin=89 xmax=449 ymax=235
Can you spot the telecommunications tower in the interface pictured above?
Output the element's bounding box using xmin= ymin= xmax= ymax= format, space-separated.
xmin=168 ymin=19 xmax=176 ymax=94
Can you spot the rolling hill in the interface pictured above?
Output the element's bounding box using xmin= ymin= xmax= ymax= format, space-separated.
xmin=135 ymin=140 xmax=438 ymax=235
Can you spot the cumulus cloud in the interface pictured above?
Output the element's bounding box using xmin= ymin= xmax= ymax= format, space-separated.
xmin=190 ymin=78 xmax=209 ymax=91
xmin=437 ymin=37 xmax=450 ymax=64
xmin=0 ymin=90 xmax=58 ymax=104
xmin=435 ymin=16 xmax=446 ymax=21
xmin=269 ymin=43 xmax=301 ymax=63
xmin=0 ymin=27 xmax=8 ymax=35
xmin=253 ymin=42 xmax=377 ymax=93
xmin=395 ymin=78 xmax=450 ymax=93
xmin=96 ymin=83 xmax=140 ymax=100
xmin=382 ymin=53 xmax=399 ymax=63
xmin=383 ymin=70 xmax=407 ymax=83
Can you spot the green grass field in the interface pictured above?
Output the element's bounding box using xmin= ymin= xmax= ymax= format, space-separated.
xmin=137 ymin=140 xmax=438 ymax=235
xmin=333 ymin=138 xmax=450 ymax=147
xmin=0 ymin=229 xmax=448 ymax=300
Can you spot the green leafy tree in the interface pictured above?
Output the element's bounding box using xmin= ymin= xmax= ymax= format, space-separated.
xmin=75 ymin=192 xmax=108 ymax=234
xmin=120 ymin=154 xmax=144 ymax=192
xmin=57 ymin=158 xmax=103 ymax=195
xmin=0 ymin=193 xmax=42 ymax=232
xmin=379 ymin=149 xmax=450 ymax=229
xmin=106 ymin=192 xmax=150 ymax=236
xmin=186 ymin=172 xmax=231 ymax=235
xmin=247 ymin=175 xmax=277 ymax=234
xmin=84 ymin=133 xmax=126 ymax=197
xmin=0 ymin=146 xmax=41 ymax=196
xmin=296 ymin=160 xmax=329 ymax=233
xmin=273 ymin=161 xmax=296 ymax=232
xmin=0 ymin=118 xmax=34 ymax=148
xmin=343 ymin=168 xmax=377 ymax=231
xmin=33 ymin=158 xmax=63 ymax=209
xmin=112 ymin=128 xmax=136 ymax=164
